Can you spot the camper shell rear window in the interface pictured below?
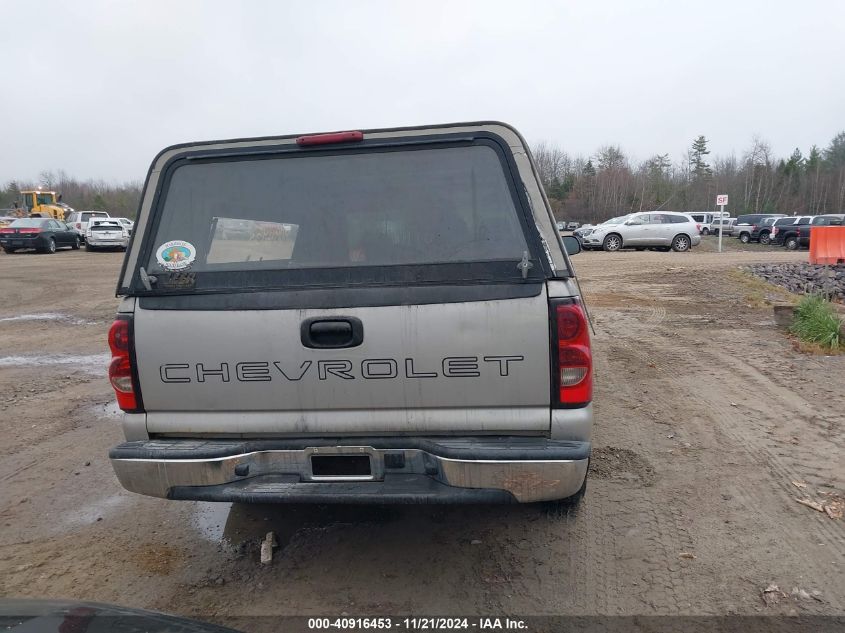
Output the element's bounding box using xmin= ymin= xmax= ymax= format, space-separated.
xmin=131 ymin=139 xmax=546 ymax=294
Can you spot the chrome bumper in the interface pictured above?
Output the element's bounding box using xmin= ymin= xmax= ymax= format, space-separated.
xmin=110 ymin=440 xmax=590 ymax=504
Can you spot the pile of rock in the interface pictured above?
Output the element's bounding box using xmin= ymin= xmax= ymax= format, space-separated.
xmin=745 ymin=262 xmax=845 ymax=302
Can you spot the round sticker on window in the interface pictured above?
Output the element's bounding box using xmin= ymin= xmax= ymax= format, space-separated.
xmin=156 ymin=240 xmax=196 ymax=270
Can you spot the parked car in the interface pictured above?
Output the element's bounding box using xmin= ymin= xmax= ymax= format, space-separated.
xmin=556 ymin=221 xmax=566 ymax=231
xmin=743 ymin=216 xmax=780 ymax=245
xmin=113 ymin=217 xmax=135 ymax=235
xmin=567 ymin=222 xmax=579 ymax=230
xmin=710 ymin=217 xmax=736 ymax=236
xmin=66 ymin=210 xmax=111 ymax=241
xmin=689 ymin=213 xmax=716 ymax=234
xmin=107 ymin=122 xmax=593 ymax=506
xmin=770 ymin=216 xmax=813 ymax=248
xmin=578 ymin=212 xmax=701 ymax=252
xmin=734 ymin=213 xmax=785 ymax=243
xmin=0 ymin=218 xmax=81 ymax=253
xmin=573 ymin=225 xmax=593 ymax=247
xmin=772 ymin=214 xmax=845 ymax=250
xmin=86 ymin=218 xmax=129 ymax=251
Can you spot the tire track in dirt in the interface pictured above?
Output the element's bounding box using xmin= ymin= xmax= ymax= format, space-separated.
xmin=583 ymin=253 xmax=845 ymax=612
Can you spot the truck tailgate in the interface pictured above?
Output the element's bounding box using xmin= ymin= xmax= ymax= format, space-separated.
xmin=135 ymin=290 xmax=552 ymax=436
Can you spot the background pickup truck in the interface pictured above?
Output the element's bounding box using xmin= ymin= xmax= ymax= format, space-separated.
xmin=107 ymin=122 xmax=593 ymax=506
xmin=771 ymin=214 xmax=845 ymax=249
xmin=734 ymin=213 xmax=784 ymax=244
xmin=709 ymin=217 xmax=736 ymax=236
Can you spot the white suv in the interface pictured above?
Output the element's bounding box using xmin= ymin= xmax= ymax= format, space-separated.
xmin=66 ymin=210 xmax=111 ymax=241
xmin=579 ymin=212 xmax=702 ymax=252
xmin=85 ymin=218 xmax=129 ymax=251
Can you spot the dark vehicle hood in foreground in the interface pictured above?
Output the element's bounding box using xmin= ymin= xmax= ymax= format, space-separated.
xmin=0 ymin=599 xmax=240 ymax=633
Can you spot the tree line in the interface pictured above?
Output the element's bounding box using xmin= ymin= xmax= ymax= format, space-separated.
xmin=0 ymin=170 xmax=142 ymax=218
xmin=533 ymin=131 xmax=845 ymax=224
xmin=2 ymin=132 xmax=844 ymax=225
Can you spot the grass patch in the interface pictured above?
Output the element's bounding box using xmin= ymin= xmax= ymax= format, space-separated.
xmin=790 ymin=295 xmax=843 ymax=350
xmin=728 ymin=269 xmax=798 ymax=308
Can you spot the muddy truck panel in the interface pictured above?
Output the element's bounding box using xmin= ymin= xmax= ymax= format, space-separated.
xmin=108 ymin=122 xmax=593 ymax=504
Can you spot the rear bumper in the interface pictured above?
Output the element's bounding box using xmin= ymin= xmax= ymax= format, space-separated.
xmin=87 ymin=238 xmax=128 ymax=248
xmin=110 ymin=437 xmax=590 ymax=504
xmin=0 ymin=237 xmax=40 ymax=248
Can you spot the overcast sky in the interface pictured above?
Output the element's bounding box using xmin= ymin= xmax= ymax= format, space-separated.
xmin=1 ymin=0 xmax=843 ymax=183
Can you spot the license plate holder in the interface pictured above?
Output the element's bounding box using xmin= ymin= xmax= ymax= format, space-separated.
xmin=310 ymin=454 xmax=372 ymax=479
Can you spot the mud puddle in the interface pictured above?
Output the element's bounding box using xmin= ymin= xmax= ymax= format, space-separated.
xmin=87 ymin=399 xmax=121 ymax=420
xmin=60 ymin=492 xmax=134 ymax=531
xmin=191 ymin=501 xmax=404 ymax=553
xmin=0 ymin=353 xmax=110 ymax=375
xmin=0 ymin=312 xmax=95 ymax=325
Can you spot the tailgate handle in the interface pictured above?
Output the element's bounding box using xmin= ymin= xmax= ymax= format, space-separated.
xmin=301 ymin=317 xmax=364 ymax=349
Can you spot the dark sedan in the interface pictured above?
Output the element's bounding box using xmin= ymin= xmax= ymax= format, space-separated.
xmin=0 ymin=218 xmax=81 ymax=254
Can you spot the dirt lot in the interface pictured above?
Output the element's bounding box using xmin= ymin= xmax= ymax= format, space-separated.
xmin=1 ymin=243 xmax=843 ymax=629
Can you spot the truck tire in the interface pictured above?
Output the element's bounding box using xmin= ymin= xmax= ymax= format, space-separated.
xmin=759 ymin=231 xmax=771 ymax=245
xmin=739 ymin=232 xmax=751 ymax=243
xmin=71 ymin=236 xmax=81 ymax=250
xmin=785 ymin=235 xmax=800 ymax=250
xmin=602 ymin=234 xmax=622 ymax=251
xmin=671 ymin=234 xmax=691 ymax=252
xmin=701 ymin=227 xmax=710 ymax=236
xmin=43 ymin=237 xmax=56 ymax=254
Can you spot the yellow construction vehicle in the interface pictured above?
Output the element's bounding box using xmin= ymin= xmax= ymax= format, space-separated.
xmin=16 ymin=190 xmax=68 ymax=220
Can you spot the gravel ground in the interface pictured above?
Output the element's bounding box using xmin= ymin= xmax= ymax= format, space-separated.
xmin=0 ymin=247 xmax=843 ymax=631
xmin=745 ymin=262 xmax=845 ymax=302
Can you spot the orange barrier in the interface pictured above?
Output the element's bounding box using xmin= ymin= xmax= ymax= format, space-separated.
xmin=809 ymin=226 xmax=845 ymax=265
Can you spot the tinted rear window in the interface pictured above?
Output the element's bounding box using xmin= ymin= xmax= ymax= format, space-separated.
xmin=812 ymin=216 xmax=844 ymax=225
xmin=146 ymin=145 xmax=528 ymax=273
xmin=9 ymin=219 xmax=48 ymax=228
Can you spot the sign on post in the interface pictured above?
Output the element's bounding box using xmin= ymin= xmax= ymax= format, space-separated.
xmin=716 ymin=194 xmax=728 ymax=253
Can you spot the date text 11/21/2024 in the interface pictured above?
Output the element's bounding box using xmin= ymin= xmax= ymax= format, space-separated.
xmin=307 ymin=617 xmax=528 ymax=630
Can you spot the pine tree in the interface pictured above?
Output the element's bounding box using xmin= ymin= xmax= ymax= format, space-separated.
xmin=582 ymin=159 xmax=596 ymax=177
xmin=805 ymin=146 xmax=822 ymax=172
xmin=784 ymin=148 xmax=804 ymax=173
xmin=824 ymin=131 xmax=845 ymax=168
xmin=690 ymin=135 xmax=712 ymax=179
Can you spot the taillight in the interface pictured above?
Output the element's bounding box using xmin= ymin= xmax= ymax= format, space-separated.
xmin=296 ymin=131 xmax=364 ymax=146
xmin=108 ymin=317 xmax=143 ymax=412
xmin=76 ymin=222 xmax=82 ymax=229
xmin=551 ymin=299 xmax=592 ymax=407
xmin=751 ymin=224 xmax=758 ymax=231
xmin=696 ymin=223 xmax=701 ymax=232
xmin=18 ymin=228 xmax=41 ymax=234
xmin=0 ymin=228 xmax=13 ymax=234
xmin=772 ymin=227 xmax=779 ymax=236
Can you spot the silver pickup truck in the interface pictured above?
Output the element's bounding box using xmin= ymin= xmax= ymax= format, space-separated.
xmin=107 ymin=122 xmax=593 ymax=504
